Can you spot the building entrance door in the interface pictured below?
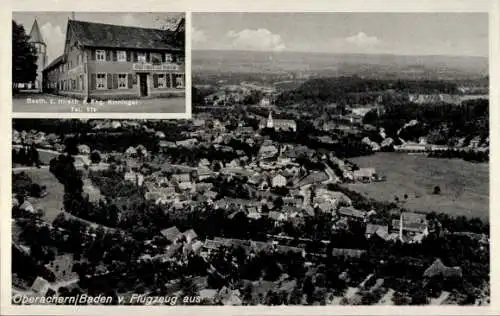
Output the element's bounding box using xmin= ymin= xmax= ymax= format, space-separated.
xmin=139 ymin=74 xmax=148 ymax=97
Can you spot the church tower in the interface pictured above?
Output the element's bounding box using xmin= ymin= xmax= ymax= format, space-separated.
xmin=266 ymin=111 xmax=274 ymax=129
xmin=399 ymin=211 xmax=404 ymax=242
xmin=28 ymin=19 xmax=46 ymax=91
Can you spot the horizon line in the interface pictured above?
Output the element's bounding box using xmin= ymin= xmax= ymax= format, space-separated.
xmin=192 ymin=48 xmax=488 ymax=59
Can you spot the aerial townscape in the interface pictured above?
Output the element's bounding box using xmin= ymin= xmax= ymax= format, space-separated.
xmin=10 ymin=12 xmax=489 ymax=307
xmin=11 ymin=95 xmax=489 ymax=305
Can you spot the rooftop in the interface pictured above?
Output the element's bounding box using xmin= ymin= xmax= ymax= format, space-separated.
xmin=67 ymin=19 xmax=183 ymax=51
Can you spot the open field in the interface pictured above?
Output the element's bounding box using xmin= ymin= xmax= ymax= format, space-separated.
xmin=346 ymin=153 xmax=489 ymax=220
xmin=15 ymin=168 xmax=65 ymax=223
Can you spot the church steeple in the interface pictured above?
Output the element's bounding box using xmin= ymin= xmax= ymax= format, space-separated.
xmin=28 ymin=18 xmax=46 ymax=91
xmin=29 ymin=19 xmax=45 ymax=45
xmin=266 ymin=111 xmax=274 ymax=128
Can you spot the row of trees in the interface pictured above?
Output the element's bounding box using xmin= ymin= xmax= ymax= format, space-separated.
xmin=12 ymin=172 xmax=46 ymax=198
xmin=428 ymin=149 xmax=489 ymax=163
xmin=363 ymin=99 xmax=489 ymax=147
xmin=12 ymin=145 xmax=41 ymax=167
xmin=276 ymin=77 xmax=459 ymax=106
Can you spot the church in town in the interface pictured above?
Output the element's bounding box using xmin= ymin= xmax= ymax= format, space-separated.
xmin=42 ymin=16 xmax=185 ymax=100
xmin=259 ymin=111 xmax=297 ymax=132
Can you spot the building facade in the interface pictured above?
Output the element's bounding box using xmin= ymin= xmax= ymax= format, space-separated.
xmin=43 ymin=18 xmax=185 ymax=100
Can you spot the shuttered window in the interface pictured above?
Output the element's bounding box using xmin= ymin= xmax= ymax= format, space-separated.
xmin=96 ymin=50 xmax=106 ymax=61
xmin=137 ymin=52 xmax=146 ymax=62
xmin=96 ymin=73 xmax=106 ymax=89
xmin=118 ymin=74 xmax=128 ymax=89
xmin=157 ymin=74 xmax=166 ymax=88
xmin=118 ymin=51 xmax=127 ymax=62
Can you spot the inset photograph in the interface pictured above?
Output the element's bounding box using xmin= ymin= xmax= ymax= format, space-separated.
xmin=12 ymin=12 xmax=186 ymax=115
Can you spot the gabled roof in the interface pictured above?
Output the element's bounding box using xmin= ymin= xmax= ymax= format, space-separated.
xmin=160 ymin=226 xmax=181 ymax=242
xmin=67 ymin=20 xmax=182 ymax=50
xmin=423 ymin=258 xmax=463 ymax=279
xmin=365 ymin=224 xmax=388 ymax=236
xmin=338 ymin=206 xmax=366 ymax=219
xmin=29 ymin=19 xmax=45 ymax=44
xmin=331 ymin=248 xmax=366 ymax=258
xmin=183 ymin=229 xmax=198 ymax=241
xmin=31 ymin=276 xmax=50 ymax=294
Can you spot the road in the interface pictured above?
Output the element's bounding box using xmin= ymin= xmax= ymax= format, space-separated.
xmin=13 ymin=93 xmax=186 ymax=113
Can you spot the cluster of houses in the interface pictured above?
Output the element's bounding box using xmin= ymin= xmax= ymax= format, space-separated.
xmin=12 ymin=129 xmax=64 ymax=152
xmin=201 ymin=82 xmax=277 ymax=107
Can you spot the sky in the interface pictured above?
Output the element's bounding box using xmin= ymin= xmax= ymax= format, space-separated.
xmin=192 ymin=12 xmax=488 ymax=57
xmin=12 ymin=12 xmax=184 ymax=64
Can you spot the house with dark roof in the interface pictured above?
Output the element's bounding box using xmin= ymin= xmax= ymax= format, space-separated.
xmin=160 ymin=226 xmax=182 ymax=243
xmin=331 ymin=248 xmax=366 ymax=258
xmin=42 ymin=17 xmax=185 ymax=100
xmin=337 ymin=206 xmax=366 ymax=221
xmin=423 ymin=259 xmax=463 ymax=279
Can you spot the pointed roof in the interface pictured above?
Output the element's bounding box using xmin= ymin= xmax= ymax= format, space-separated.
xmin=29 ymin=19 xmax=45 ymax=44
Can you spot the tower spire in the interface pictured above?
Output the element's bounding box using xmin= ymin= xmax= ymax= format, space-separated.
xmin=29 ymin=19 xmax=45 ymax=44
xmin=267 ymin=110 xmax=273 ymax=128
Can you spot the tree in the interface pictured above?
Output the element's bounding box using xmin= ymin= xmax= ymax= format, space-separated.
xmin=157 ymin=15 xmax=185 ymax=50
xmin=90 ymin=150 xmax=101 ymax=164
xmin=12 ymin=20 xmax=38 ymax=91
xmin=65 ymin=138 xmax=79 ymax=156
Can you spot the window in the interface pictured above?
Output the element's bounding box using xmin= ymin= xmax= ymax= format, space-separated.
xmin=174 ymin=74 xmax=184 ymax=88
xmin=118 ymin=74 xmax=127 ymax=89
xmin=158 ymin=74 xmax=166 ymax=88
xmin=118 ymin=51 xmax=127 ymax=62
xmin=151 ymin=52 xmax=162 ymax=65
xmin=165 ymin=53 xmax=173 ymax=63
xmin=97 ymin=73 xmax=106 ymax=89
xmin=96 ymin=50 xmax=106 ymax=61
xmin=137 ymin=52 xmax=146 ymax=62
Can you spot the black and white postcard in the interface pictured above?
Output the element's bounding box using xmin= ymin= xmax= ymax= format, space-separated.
xmin=2 ymin=1 xmax=499 ymax=316
xmin=12 ymin=12 xmax=187 ymax=116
